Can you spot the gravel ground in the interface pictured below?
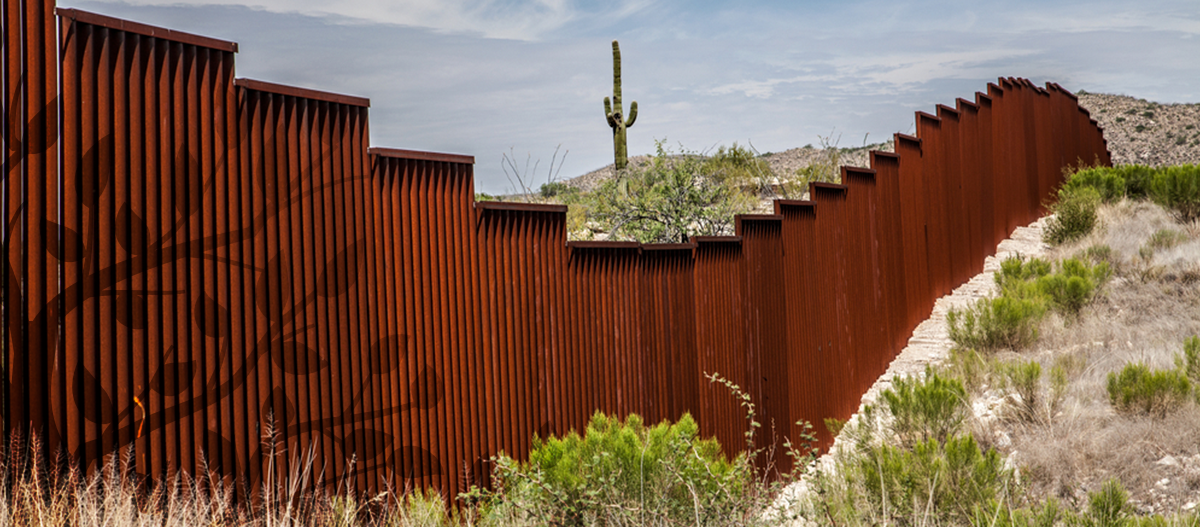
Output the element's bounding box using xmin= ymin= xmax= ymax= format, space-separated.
xmin=1078 ymin=93 xmax=1200 ymax=167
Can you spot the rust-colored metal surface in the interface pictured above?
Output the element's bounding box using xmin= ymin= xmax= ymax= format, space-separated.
xmin=5 ymin=0 xmax=1111 ymax=501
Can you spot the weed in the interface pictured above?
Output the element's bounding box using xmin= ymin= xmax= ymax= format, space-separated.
xmin=502 ymin=144 xmax=569 ymax=199
xmin=1145 ymin=228 xmax=1189 ymax=251
xmin=1046 ymin=186 xmax=1101 ymax=245
xmin=1107 ymin=363 xmax=1192 ymax=418
xmin=821 ymin=427 xmax=1012 ymax=525
xmin=1176 ymin=335 xmax=1200 ymax=383
xmin=1116 ymin=117 xmax=1126 ymax=123
xmin=948 ymin=295 xmax=1047 ymax=351
xmin=880 ymin=367 xmax=968 ymax=447
xmin=1079 ymin=244 xmax=1117 ymax=267
xmin=1148 ymin=164 xmax=1200 ymax=222
xmin=1036 ymin=258 xmax=1111 ymax=316
xmin=1001 ymin=359 xmax=1043 ymax=422
xmin=1065 ymin=167 xmax=1127 ymax=203
xmin=1136 ymin=125 xmax=1147 ymax=133
xmin=1087 ymin=479 xmax=1134 ymax=527
xmin=823 ymin=417 xmax=846 ymax=438
xmin=792 ymin=132 xmax=846 ymax=194
xmin=1142 ymin=111 xmax=1155 ymax=119
xmin=945 ymin=347 xmax=993 ymax=395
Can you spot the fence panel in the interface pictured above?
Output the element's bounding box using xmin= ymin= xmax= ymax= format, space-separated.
xmin=7 ymin=0 xmax=1114 ymax=500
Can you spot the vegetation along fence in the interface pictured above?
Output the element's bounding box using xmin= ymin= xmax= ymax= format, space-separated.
xmin=3 ymin=0 xmax=1111 ymax=501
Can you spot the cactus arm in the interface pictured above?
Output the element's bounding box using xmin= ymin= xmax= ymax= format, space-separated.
xmin=605 ymin=97 xmax=616 ymax=127
xmin=626 ymin=101 xmax=637 ymax=128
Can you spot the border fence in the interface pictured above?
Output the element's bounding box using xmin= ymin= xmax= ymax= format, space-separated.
xmin=4 ymin=0 xmax=1110 ymax=500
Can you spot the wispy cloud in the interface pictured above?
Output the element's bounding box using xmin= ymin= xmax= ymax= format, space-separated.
xmin=105 ymin=0 xmax=647 ymax=40
xmin=62 ymin=0 xmax=1200 ymax=192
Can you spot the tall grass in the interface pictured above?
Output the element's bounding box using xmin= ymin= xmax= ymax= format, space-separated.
xmin=0 ymin=427 xmax=458 ymax=527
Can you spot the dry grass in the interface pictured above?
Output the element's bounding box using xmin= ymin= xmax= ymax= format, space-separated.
xmin=0 ymin=431 xmax=464 ymax=527
xmin=971 ymin=199 xmax=1200 ymax=515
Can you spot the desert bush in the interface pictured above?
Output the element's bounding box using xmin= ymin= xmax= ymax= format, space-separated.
xmin=538 ymin=180 xmax=574 ymax=199
xmin=1079 ymin=243 xmax=1117 ymax=268
xmin=1176 ymin=335 xmax=1200 ymax=383
xmin=945 ymin=347 xmax=995 ymax=395
xmin=702 ymin=143 xmax=773 ymax=193
xmin=1065 ymin=167 xmax=1127 ymax=203
xmin=1001 ymin=359 xmax=1043 ymax=422
xmin=791 ymin=133 xmax=845 ymax=193
xmin=1148 ymin=164 xmax=1200 ymax=222
xmin=1084 ymin=478 xmax=1134 ymax=527
xmin=880 ymin=367 xmax=968 ymax=447
xmin=487 ymin=411 xmax=743 ymax=526
xmin=1145 ymin=228 xmax=1189 ymax=251
xmin=950 ymin=256 xmax=1109 ymax=350
xmin=1119 ymin=165 xmax=1158 ymax=199
xmin=823 ymin=434 xmax=1012 ymax=526
xmin=1045 ymin=186 xmax=1101 ymax=245
xmin=996 ymin=256 xmax=1110 ymax=317
xmin=1036 ymin=258 xmax=1111 ymax=316
xmin=1106 ymin=363 xmax=1192 ymax=418
xmin=588 ymin=140 xmax=755 ymax=243
xmin=948 ymin=295 xmax=1047 ymax=351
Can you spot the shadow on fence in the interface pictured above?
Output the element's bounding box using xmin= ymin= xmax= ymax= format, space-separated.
xmin=3 ymin=0 xmax=1110 ymax=500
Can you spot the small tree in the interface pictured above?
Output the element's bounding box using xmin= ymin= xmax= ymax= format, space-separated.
xmin=588 ymin=141 xmax=755 ymax=243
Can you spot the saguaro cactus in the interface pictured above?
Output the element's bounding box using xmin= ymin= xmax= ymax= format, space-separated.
xmin=604 ymin=40 xmax=637 ymax=171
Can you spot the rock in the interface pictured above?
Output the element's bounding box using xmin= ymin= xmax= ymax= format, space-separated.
xmin=1184 ymin=501 xmax=1197 ymax=511
xmin=1156 ymin=455 xmax=1180 ymax=468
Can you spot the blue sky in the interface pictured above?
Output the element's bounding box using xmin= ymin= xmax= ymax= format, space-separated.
xmin=64 ymin=0 xmax=1200 ymax=192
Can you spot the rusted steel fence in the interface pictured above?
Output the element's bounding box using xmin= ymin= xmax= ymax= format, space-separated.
xmin=4 ymin=0 xmax=1110 ymax=501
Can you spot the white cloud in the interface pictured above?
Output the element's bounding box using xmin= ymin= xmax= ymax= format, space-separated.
xmin=98 ymin=0 xmax=645 ymax=40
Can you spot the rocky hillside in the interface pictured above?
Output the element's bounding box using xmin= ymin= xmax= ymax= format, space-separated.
xmin=1078 ymin=92 xmax=1200 ymax=167
xmin=563 ymin=93 xmax=1200 ymax=192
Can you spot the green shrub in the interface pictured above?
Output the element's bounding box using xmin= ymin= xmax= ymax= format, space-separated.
xmin=538 ymin=181 xmax=574 ymax=199
xmin=588 ymin=140 xmax=755 ymax=243
xmin=996 ymin=256 xmax=1053 ymax=287
xmin=1064 ymin=167 xmax=1126 ymax=203
xmin=1177 ymin=335 xmax=1200 ymax=383
xmin=945 ymin=347 xmax=994 ymax=395
xmin=1148 ymin=164 xmax=1200 ymax=222
xmin=702 ymin=143 xmax=773 ymax=192
xmin=1045 ymin=186 xmax=1101 ymax=245
xmin=948 ymin=295 xmax=1047 ymax=351
xmin=1001 ymin=359 xmax=1042 ymax=422
xmin=1080 ymin=244 xmax=1117 ymax=268
xmin=880 ymin=367 xmax=968 ymax=447
xmin=1117 ymin=165 xmax=1157 ymax=199
xmin=828 ymin=435 xmax=1011 ymax=527
xmin=1106 ymin=363 xmax=1192 ymax=418
xmin=1085 ymin=479 xmax=1134 ymax=527
xmin=1036 ymin=258 xmax=1110 ymax=316
xmin=1145 ymin=228 xmax=1189 ymax=251
xmin=994 ymin=256 xmax=1109 ymax=317
xmin=489 ymin=411 xmax=744 ymax=526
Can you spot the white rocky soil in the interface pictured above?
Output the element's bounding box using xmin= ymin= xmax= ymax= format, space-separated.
xmin=772 ymin=216 xmax=1054 ymax=523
